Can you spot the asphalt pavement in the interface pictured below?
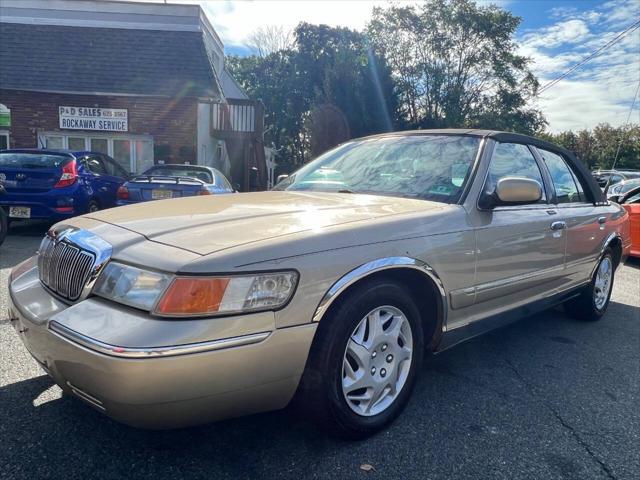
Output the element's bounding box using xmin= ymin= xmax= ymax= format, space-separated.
xmin=1 ymin=220 xmax=638 ymax=480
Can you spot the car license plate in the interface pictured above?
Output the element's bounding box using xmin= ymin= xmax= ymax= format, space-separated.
xmin=151 ymin=189 xmax=173 ymax=200
xmin=9 ymin=206 xmax=31 ymax=218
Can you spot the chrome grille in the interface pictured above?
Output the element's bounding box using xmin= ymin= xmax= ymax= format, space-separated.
xmin=38 ymin=235 xmax=96 ymax=301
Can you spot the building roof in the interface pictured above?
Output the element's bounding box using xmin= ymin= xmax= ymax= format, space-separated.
xmin=0 ymin=22 xmax=221 ymax=98
xmin=220 ymin=68 xmax=249 ymax=100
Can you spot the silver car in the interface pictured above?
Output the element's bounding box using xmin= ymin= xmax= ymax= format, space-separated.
xmin=8 ymin=129 xmax=631 ymax=438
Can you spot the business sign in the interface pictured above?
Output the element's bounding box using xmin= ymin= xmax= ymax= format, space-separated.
xmin=59 ymin=106 xmax=128 ymax=132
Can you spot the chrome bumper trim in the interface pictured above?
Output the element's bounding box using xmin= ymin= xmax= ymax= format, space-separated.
xmin=48 ymin=321 xmax=271 ymax=358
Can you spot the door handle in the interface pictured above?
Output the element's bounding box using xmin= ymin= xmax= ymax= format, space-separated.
xmin=550 ymin=221 xmax=567 ymax=231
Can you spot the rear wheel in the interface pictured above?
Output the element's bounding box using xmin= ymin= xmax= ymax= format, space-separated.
xmin=297 ymin=278 xmax=424 ymax=438
xmin=566 ymin=249 xmax=615 ymax=321
xmin=87 ymin=199 xmax=100 ymax=213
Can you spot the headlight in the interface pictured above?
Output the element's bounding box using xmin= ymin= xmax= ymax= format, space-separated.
xmin=94 ymin=262 xmax=172 ymax=311
xmin=94 ymin=263 xmax=298 ymax=317
xmin=154 ymin=271 xmax=298 ymax=317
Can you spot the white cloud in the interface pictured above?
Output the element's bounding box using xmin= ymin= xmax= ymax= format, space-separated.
xmin=521 ymin=19 xmax=591 ymax=48
xmin=520 ymin=1 xmax=640 ymax=132
xmin=200 ymin=0 xmax=385 ymax=47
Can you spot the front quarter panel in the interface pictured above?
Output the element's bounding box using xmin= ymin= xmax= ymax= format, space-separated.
xmin=182 ymin=206 xmax=477 ymax=330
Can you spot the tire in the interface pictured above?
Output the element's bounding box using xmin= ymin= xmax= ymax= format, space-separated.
xmin=297 ymin=278 xmax=425 ymax=439
xmin=87 ymin=199 xmax=100 ymax=213
xmin=0 ymin=208 xmax=7 ymax=246
xmin=566 ymin=248 xmax=616 ymax=321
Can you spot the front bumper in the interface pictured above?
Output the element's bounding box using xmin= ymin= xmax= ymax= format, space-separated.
xmin=8 ymin=263 xmax=316 ymax=429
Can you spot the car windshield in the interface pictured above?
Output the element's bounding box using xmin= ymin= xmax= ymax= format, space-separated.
xmin=274 ymin=135 xmax=481 ymax=203
xmin=0 ymin=152 xmax=70 ymax=169
xmin=141 ymin=167 xmax=212 ymax=183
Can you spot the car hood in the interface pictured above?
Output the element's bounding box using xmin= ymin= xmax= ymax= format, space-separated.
xmin=86 ymin=191 xmax=446 ymax=255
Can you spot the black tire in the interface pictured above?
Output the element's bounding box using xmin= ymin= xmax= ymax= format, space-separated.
xmin=566 ymin=248 xmax=616 ymax=321
xmin=87 ymin=199 xmax=100 ymax=213
xmin=297 ymin=278 xmax=425 ymax=439
xmin=0 ymin=208 xmax=7 ymax=246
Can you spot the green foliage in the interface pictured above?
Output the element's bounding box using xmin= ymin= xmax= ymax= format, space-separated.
xmin=367 ymin=0 xmax=545 ymax=134
xmin=542 ymin=124 xmax=640 ymax=170
xmin=227 ymin=23 xmax=398 ymax=165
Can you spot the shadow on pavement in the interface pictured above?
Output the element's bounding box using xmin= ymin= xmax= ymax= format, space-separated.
xmin=1 ymin=300 xmax=638 ymax=479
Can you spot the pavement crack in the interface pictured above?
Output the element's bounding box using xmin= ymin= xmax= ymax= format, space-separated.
xmin=503 ymin=357 xmax=617 ymax=480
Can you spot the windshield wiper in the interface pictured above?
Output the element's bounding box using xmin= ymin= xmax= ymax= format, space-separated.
xmin=337 ymin=189 xmax=355 ymax=194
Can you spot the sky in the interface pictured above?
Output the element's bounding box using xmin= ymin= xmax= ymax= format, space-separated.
xmin=147 ymin=0 xmax=640 ymax=133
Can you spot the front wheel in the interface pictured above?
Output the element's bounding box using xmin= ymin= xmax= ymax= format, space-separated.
xmin=297 ymin=278 xmax=424 ymax=438
xmin=566 ymin=249 xmax=616 ymax=321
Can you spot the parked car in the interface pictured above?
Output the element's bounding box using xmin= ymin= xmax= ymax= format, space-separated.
xmin=620 ymin=186 xmax=640 ymax=258
xmin=592 ymin=169 xmax=640 ymax=192
xmin=0 ymin=149 xmax=128 ymax=223
xmin=8 ymin=130 xmax=631 ymax=438
xmin=606 ymin=177 xmax=640 ymax=203
xmin=116 ymin=164 xmax=233 ymax=205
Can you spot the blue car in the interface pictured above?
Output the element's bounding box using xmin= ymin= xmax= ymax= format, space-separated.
xmin=0 ymin=149 xmax=128 ymax=222
xmin=116 ymin=164 xmax=233 ymax=205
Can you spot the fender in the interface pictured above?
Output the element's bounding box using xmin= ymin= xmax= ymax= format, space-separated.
xmin=312 ymin=256 xmax=448 ymax=330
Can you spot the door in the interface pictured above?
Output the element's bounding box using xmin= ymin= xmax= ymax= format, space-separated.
xmin=535 ymin=147 xmax=609 ymax=284
xmin=80 ymin=155 xmax=112 ymax=208
xmin=473 ymin=142 xmax=567 ymax=307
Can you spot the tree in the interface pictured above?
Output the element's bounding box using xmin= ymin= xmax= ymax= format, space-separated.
xmin=247 ymin=25 xmax=295 ymax=58
xmin=542 ymin=123 xmax=640 ymax=170
xmin=367 ymin=0 xmax=545 ymax=133
xmin=227 ymin=23 xmax=398 ymax=164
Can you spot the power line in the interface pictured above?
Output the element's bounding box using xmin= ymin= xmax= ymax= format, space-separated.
xmin=537 ymin=19 xmax=640 ymax=95
xmin=607 ymin=80 xmax=640 ymax=179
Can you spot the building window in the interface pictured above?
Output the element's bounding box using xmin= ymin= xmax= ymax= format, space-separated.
xmin=38 ymin=132 xmax=153 ymax=173
xmin=0 ymin=131 xmax=9 ymax=150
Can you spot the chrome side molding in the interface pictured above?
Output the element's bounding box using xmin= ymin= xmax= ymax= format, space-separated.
xmin=312 ymin=256 xmax=447 ymax=324
xmin=48 ymin=321 xmax=271 ymax=358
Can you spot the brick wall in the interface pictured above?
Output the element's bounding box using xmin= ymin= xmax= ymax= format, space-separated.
xmin=0 ymin=89 xmax=198 ymax=163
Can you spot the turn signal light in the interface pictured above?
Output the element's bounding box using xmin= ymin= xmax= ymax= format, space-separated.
xmin=117 ymin=186 xmax=129 ymax=200
xmin=54 ymin=160 xmax=78 ymax=188
xmin=156 ymin=278 xmax=230 ymax=315
xmin=197 ymin=188 xmax=211 ymax=196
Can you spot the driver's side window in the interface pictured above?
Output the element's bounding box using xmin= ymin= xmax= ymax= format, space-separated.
xmin=486 ymin=142 xmax=547 ymax=203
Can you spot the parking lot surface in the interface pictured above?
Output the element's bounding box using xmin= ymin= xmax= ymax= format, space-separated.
xmin=1 ymin=221 xmax=639 ymax=480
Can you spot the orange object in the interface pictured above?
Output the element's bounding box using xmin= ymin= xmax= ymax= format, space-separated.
xmin=622 ymin=203 xmax=640 ymax=258
xmin=156 ymin=277 xmax=230 ymax=315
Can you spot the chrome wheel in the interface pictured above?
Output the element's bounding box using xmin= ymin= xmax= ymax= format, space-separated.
xmin=341 ymin=305 xmax=414 ymax=417
xmin=594 ymin=256 xmax=612 ymax=310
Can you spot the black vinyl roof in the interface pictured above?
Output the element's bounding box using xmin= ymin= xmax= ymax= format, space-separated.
xmin=0 ymin=22 xmax=220 ymax=97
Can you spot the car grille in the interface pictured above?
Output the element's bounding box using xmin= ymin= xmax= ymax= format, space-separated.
xmin=38 ymin=236 xmax=96 ymax=301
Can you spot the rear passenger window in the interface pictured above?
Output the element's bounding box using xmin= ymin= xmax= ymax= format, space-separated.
xmin=486 ymin=143 xmax=546 ymax=202
xmin=83 ymin=156 xmax=106 ymax=175
xmin=538 ymin=149 xmax=585 ymax=203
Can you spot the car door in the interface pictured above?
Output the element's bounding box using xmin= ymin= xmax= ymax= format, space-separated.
xmin=80 ymin=154 xmax=111 ymax=207
xmin=471 ymin=141 xmax=567 ymax=310
xmin=534 ymin=147 xmax=609 ymax=285
xmin=99 ymin=154 xmax=128 ymax=207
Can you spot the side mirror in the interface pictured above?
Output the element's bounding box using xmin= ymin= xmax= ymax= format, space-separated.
xmin=479 ymin=177 xmax=542 ymax=209
xmin=276 ymin=174 xmax=289 ymax=184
